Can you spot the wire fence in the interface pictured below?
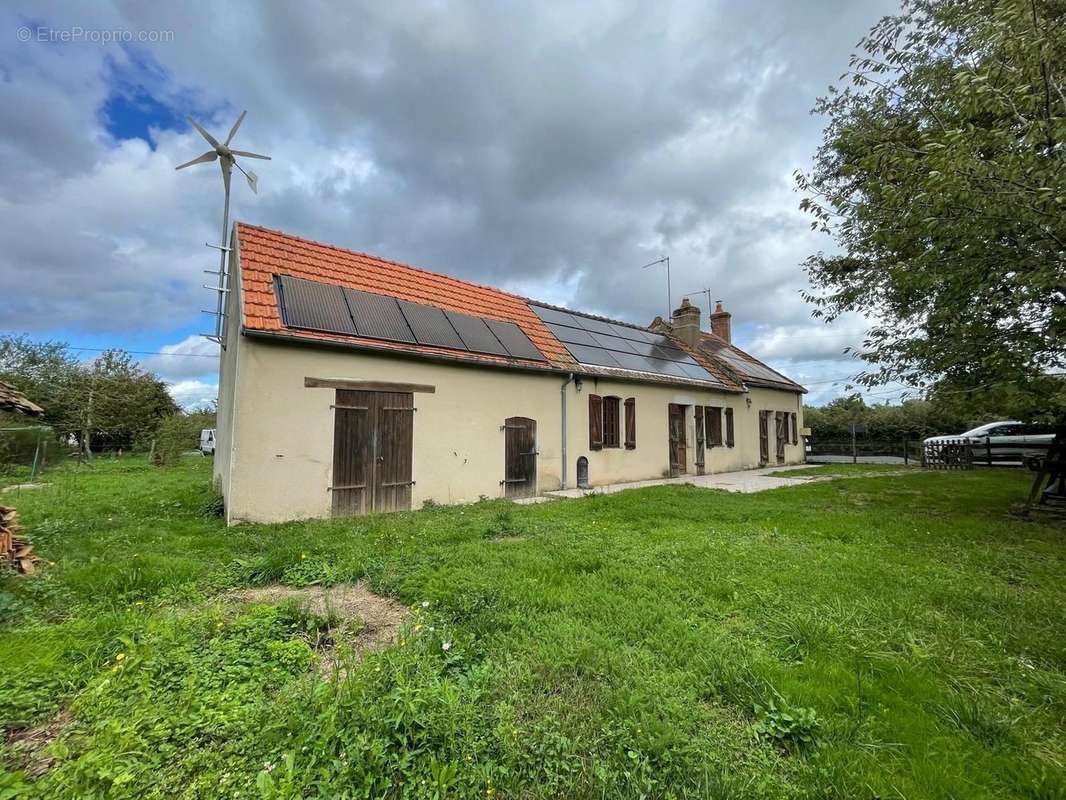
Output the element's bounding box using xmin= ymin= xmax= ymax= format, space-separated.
xmin=806 ymin=435 xmax=1052 ymax=469
xmin=0 ymin=426 xmax=66 ymax=482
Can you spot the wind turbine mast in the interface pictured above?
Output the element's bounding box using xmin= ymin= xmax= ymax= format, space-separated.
xmin=175 ymin=110 xmax=271 ymax=346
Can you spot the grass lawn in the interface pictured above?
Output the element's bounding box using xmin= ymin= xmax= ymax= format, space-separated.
xmin=0 ymin=458 xmax=1063 ymax=799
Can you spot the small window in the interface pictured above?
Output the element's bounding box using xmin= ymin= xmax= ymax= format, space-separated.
xmin=624 ymin=398 xmax=636 ymax=449
xmin=706 ymin=406 xmax=723 ymax=446
xmin=603 ymin=396 xmax=621 ymax=448
xmin=725 ymin=408 xmax=734 ymax=447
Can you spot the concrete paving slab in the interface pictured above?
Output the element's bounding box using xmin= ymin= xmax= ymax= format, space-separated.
xmin=544 ymin=464 xmax=825 ymax=499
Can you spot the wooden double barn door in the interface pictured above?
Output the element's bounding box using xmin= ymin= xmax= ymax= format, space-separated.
xmin=502 ymin=416 xmax=537 ymax=499
xmin=331 ymin=390 xmax=414 ymax=516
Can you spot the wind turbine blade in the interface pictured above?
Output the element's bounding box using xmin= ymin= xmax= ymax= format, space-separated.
xmin=224 ymin=110 xmax=246 ymax=146
xmin=174 ymin=150 xmax=218 ymax=170
xmin=230 ymin=150 xmax=271 ymax=160
xmin=245 ymin=170 xmax=259 ymax=193
xmin=188 ymin=117 xmax=221 ymax=149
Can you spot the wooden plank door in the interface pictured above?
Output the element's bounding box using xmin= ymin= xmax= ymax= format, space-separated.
xmin=332 ymin=390 xmax=373 ymax=516
xmin=694 ymin=405 xmax=705 ymax=476
xmin=775 ymin=411 xmax=787 ymax=464
xmin=668 ymin=403 xmax=687 ymax=477
xmin=503 ymin=416 xmax=537 ymax=498
xmin=758 ymin=411 xmax=770 ymax=465
xmin=332 ymin=390 xmax=414 ymax=516
xmin=375 ymin=392 xmax=415 ymax=512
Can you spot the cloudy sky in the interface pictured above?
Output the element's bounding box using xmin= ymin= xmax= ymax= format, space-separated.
xmin=1 ymin=0 xmax=906 ymax=408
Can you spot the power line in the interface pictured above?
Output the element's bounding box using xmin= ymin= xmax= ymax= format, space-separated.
xmin=66 ymin=345 xmax=218 ymax=359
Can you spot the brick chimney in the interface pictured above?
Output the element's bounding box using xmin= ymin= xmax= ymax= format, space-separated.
xmin=709 ymin=301 xmax=731 ymax=343
xmin=670 ymin=297 xmax=701 ymax=348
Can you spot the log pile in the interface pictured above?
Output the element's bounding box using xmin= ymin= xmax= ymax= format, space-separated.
xmin=0 ymin=506 xmax=37 ymax=575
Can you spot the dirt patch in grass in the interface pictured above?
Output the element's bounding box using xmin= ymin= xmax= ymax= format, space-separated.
xmin=7 ymin=709 xmax=72 ymax=777
xmin=227 ymin=581 xmax=409 ymax=673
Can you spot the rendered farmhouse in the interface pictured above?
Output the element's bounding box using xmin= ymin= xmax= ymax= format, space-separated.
xmin=214 ymin=224 xmax=805 ymax=523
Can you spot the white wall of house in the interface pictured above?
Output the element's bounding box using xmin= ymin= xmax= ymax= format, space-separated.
xmin=216 ymin=331 xmax=803 ymax=524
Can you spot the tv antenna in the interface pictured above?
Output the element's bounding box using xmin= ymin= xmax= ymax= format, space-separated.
xmin=175 ymin=110 xmax=271 ymax=345
xmin=640 ymin=255 xmax=671 ymax=318
xmin=684 ymin=288 xmax=713 ymax=319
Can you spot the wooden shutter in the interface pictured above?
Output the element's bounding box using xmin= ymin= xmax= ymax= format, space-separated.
xmin=624 ymin=397 xmax=636 ymax=449
xmin=790 ymin=412 xmax=798 ymax=445
xmin=694 ymin=405 xmax=706 ymax=475
xmin=589 ymin=394 xmax=603 ymax=450
xmin=725 ymin=407 xmax=735 ymax=447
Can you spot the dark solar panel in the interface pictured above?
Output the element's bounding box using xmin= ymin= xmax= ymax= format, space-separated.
xmin=485 ymin=320 xmax=545 ymax=361
xmin=587 ymin=330 xmax=639 ymax=352
xmin=527 ymin=301 xmax=724 ymax=383
xmin=608 ymin=323 xmax=662 ymax=344
xmin=575 ymin=316 xmax=617 ymax=335
xmin=608 ymin=351 xmax=660 ymax=373
xmin=546 ymin=323 xmax=599 ymax=347
xmin=445 ymin=311 xmax=510 ymax=356
xmin=528 ymin=304 xmax=582 ymax=327
xmin=563 ymin=344 xmax=622 ymax=368
xmin=398 ymin=300 xmax=467 ymax=350
xmin=679 ymin=363 xmax=717 ymax=381
xmin=645 ymin=358 xmax=689 ymax=378
xmin=343 ymin=289 xmax=415 ymax=343
xmin=277 ymin=275 xmax=357 ymax=335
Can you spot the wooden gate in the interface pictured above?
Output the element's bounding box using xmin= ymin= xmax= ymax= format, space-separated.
xmin=502 ymin=416 xmax=537 ymax=498
xmin=331 ymin=390 xmax=414 ymax=515
xmin=758 ymin=411 xmax=770 ymax=465
xmin=668 ymin=403 xmax=687 ymax=477
xmin=774 ymin=411 xmax=787 ymax=464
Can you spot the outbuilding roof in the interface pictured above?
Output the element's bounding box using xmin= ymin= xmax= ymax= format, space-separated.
xmin=236 ymin=223 xmax=787 ymax=392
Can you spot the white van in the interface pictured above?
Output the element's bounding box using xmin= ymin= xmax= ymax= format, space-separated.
xmin=199 ymin=428 xmax=216 ymax=456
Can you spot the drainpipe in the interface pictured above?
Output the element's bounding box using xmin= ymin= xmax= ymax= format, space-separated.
xmin=560 ymin=373 xmax=576 ymax=489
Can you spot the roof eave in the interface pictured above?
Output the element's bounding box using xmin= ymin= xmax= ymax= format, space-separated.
xmin=242 ymin=328 xmax=743 ymax=392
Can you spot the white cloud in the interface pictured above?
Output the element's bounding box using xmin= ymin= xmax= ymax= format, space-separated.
xmin=166 ymin=379 xmax=217 ymax=410
xmin=144 ymin=334 xmax=219 ymax=381
xmin=0 ymin=0 xmax=902 ymax=407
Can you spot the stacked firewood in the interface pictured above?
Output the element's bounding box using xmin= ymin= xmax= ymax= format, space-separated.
xmin=0 ymin=505 xmax=37 ymax=575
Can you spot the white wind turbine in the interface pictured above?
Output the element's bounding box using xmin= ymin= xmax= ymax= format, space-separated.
xmin=176 ymin=110 xmax=271 ymax=344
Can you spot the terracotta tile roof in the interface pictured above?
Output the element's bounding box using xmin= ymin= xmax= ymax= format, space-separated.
xmin=236 ymin=222 xmax=743 ymax=390
xmin=0 ymin=381 xmax=44 ymax=417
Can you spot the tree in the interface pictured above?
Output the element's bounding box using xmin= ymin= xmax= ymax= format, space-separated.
xmin=0 ymin=336 xmax=179 ymax=452
xmin=797 ymin=0 xmax=1066 ymax=418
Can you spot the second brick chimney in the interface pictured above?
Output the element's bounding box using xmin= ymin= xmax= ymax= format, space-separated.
xmin=670 ymin=297 xmax=702 ymax=348
xmin=709 ymin=301 xmax=732 ymax=343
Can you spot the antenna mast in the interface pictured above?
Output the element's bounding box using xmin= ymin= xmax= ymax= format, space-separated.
xmin=175 ymin=111 xmax=271 ymax=347
xmin=685 ymin=287 xmax=713 ymax=319
xmin=640 ymin=255 xmax=671 ymax=318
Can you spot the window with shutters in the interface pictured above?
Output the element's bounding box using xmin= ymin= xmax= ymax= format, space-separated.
xmin=624 ymin=398 xmax=636 ymax=449
xmin=725 ymin=407 xmax=735 ymax=447
xmin=588 ymin=394 xmax=603 ymax=450
xmin=706 ymin=406 xmax=723 ymax=446
xmin=603 ymin=396 xmax=621 ymax=448
xmin=790 ymin=412 xmax=798 ymax=445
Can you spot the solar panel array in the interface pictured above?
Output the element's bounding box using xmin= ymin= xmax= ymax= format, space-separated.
xmin=704 ymin=341 xmax=792 ymax=385
xmin=276 ymin=275 xmax=546 ymax=361
xmin=528 ymin=303 xmax=722 ymax=384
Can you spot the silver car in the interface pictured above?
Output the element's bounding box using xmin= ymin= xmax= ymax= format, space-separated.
xmin=924 ymin=421 xmax=1056 ymax=467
